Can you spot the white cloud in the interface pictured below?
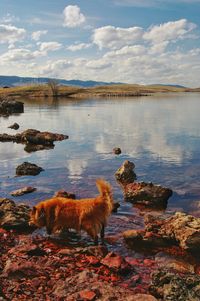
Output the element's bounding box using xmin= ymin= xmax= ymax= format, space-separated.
xmin=67 ymin=43 xmax=92 ymax=51
xmin=38 ymin=59 xmax=72 ymax=76
xmin=0 ymin=48 xmax=36 ymax=62
xmin=144 ymin=19 xmax=197 ymax=43
xmin=0 ymin=24 xmax=26 ymax=45
xmin=63 ymin=5 xmax=86 ymax=28
xmin=32 ymin=30 xmax=48 ymax=41
xmin=39 ymin=41 xmax=62 ymax=52
xmin=93 ymin=25 xmax=143 ymax=49
xmin=1 ymin=13 xmax=20 ymax=23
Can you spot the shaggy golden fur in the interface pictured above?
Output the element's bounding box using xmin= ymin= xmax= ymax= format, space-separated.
xmin=29 ymin=179 xmax=113 ymax=244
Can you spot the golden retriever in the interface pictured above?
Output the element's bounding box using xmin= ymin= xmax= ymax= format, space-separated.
xmin=29 ymin=179 xmax=113 ymax=244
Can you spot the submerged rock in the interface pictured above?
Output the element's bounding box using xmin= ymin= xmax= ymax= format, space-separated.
xmin=0 ymin=100 xmax=24 ymax=115
xmin=16 ymin=162 xmax=44 ymax=176
xmin=11 ymin=186 xmax=36 ymax=197
xmin=124 ymin=182 xmax=172 ymax=208
xmin=115 ymin=160 xmax=137 ymax=185
xmin=150 ymin=269 xmax=200 ymax=301
xmin=0 ymin=198 xmax=33 ymax=231
xmin=8 ymin=122 xmax=20 ymax=130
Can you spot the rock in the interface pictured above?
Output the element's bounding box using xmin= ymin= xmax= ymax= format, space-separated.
xmin=101 ymin=252 xmax=132 ymax=275
xmin=8 ymin=122 xmax=20 ymax=130
xmin=0 ymin=198 xmax=33 ymax=231
xmin=124 ymin=182 xmax=173 ymax=208
xmin=11 ymin=186 xmax=36 ymax=196
xmin=113 ymin=147 xmax=121 ymax=155
xmin=124 ymin=212 xmax=200 ymax=252
xmin=16 ymin=162 xmax=44 ymax=176
xmin=0 ymin=100 xmax=24 ymax=115
xmin=131 ymin=295 xmax=158 ymax=301
xmin=150 ymin=269 xmax=200 ymax=301
xmin=155 ymin=252 xmax=195 ymax=273
xmin=112 ymin=202 xmax=120 ymax=213
xmin=54 ymin=190 xmax=76 ymax=199
xmin=159 ymin=212 xmax=200 ymax=251
xmin=2 ymin=260 xmax=41 ymax=279
xmin=115 ymin=160 xmax=136 ymax=185
xmin=0 ymin=129 xmax=68 ymax=152
xmin=79 ymin=290 xmax=96 ymax=300
xmin=52 ymin=269 xmax=136 ymax=300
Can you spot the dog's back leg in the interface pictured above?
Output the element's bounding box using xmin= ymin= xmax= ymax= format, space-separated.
xmin=100 ymin=224 xmax=105 ymax=243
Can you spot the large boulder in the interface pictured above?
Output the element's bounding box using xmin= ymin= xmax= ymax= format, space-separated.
xmin=115 ymin=160 xmax=136 ymax=185
xmin=124 ymin=182 xmax=172 ymax=208
xmin=16 ymin=162 xmax=44 ymax=176
xmin=123 ymin=212 xmax=200 ymax=251
xmin=0 ymin=198 xmax=33 ymax=231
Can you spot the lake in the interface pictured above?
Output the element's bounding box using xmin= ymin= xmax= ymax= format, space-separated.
xmin=0 ymin=93 xmax=200 ymax=239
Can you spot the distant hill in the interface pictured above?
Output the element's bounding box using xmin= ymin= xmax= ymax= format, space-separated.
xmin=0 ymin=75 xmax=121 ymax=88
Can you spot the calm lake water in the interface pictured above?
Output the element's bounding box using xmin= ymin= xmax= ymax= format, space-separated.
xmin=1 ymin=93 xmax=200 ymax=226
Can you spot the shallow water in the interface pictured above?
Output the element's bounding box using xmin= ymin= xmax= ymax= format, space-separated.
xmin=1 ymin=93 xmax=200 ymax=235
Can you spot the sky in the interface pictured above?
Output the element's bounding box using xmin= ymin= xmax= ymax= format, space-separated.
xmin=0 ymin=0 xmax=200 ymax=87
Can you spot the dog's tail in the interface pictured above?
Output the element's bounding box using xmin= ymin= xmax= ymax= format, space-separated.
xmin=96 ymin=179 xmax=113 ymax=213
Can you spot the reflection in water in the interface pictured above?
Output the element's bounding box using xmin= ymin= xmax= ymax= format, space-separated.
xmin=0 ymin=93 xmax=200 ymax=216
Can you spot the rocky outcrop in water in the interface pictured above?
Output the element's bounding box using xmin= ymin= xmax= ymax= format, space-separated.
xmin=123 ymin=212 xmax=200 ymax=251
xmin=16 ymin=162 xmax=44 ymax=176
xmin=11 ymin=186 xmax=36 ymax=197
xmin=0 ymin=129 xmax=69 ymax=152
xmin=0 ymin=198 xmax=33 ymax=231
xmin=8 ymin=122 xmax=20 ymax=130
xmin=115 ymin=160 xmax=137 ymax=185
xmin=113 ymin=147 xmax=121 ymax=155
xmin=0 ymin=100 xmax=24 ymax=116
xmin=124 ymin=182 xmax=172 ymax=208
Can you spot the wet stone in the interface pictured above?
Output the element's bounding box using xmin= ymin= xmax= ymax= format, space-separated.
xmin=16 ymin=162 xmax=44 ymax=176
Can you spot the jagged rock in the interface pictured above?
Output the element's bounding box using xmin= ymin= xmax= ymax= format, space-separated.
xmin=124 ymin=212 xmax=200 ymax=251
xmin=11 ymin=186 xmax=36 ymax=196
xmin=0 ymin=128 xmax=68 ymax=152
xmin=159 ymin=212 xmax=200 ymax=251
xmin=115 ymin=160 xmax=136 ymax=185
xmin=101 ymin=252 xmax=132 ymax=275
xmin=54 ymin=190 xmax=76 ymax=199
xmin=124 ymin=182 xmax=172 ymax=208
xmin=113 ymin=147 xmax=121 ymax=155
xmin=16 ymin=162 xmax=44 ymax=176
xmin=8 ymin=122 xmax=20 ymax=130
xmin=0 ymin=100 xmax=24 ymax=115
xmin=150 ymin=269 xmax=200 ymax=301
xmin=0 ymin=198 xmax=33 ymax=231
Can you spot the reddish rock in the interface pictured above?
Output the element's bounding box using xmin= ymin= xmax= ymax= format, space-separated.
xmin=79 ymin=290 xmax=96 ymax=300
xmin=124 ymin=182 xmax=172 ymax=208
xmin=101 ymin=252 xmax=132 ymax=275
xmin=11 ymin=186 xmax=36 ymax=196
xmin=115 ymin=160 xmax=137 ymax=185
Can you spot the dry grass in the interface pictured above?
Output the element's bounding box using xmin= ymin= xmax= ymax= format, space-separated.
xmin=0 ymin=83 xmax=198 ymax=99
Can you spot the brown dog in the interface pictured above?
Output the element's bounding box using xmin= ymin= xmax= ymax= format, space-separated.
xmin=29 ymin=179 xmax=113 ymax=244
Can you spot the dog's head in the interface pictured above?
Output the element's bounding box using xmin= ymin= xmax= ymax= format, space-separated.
xmin=29 ymin=205 xmax=46 ymax=228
